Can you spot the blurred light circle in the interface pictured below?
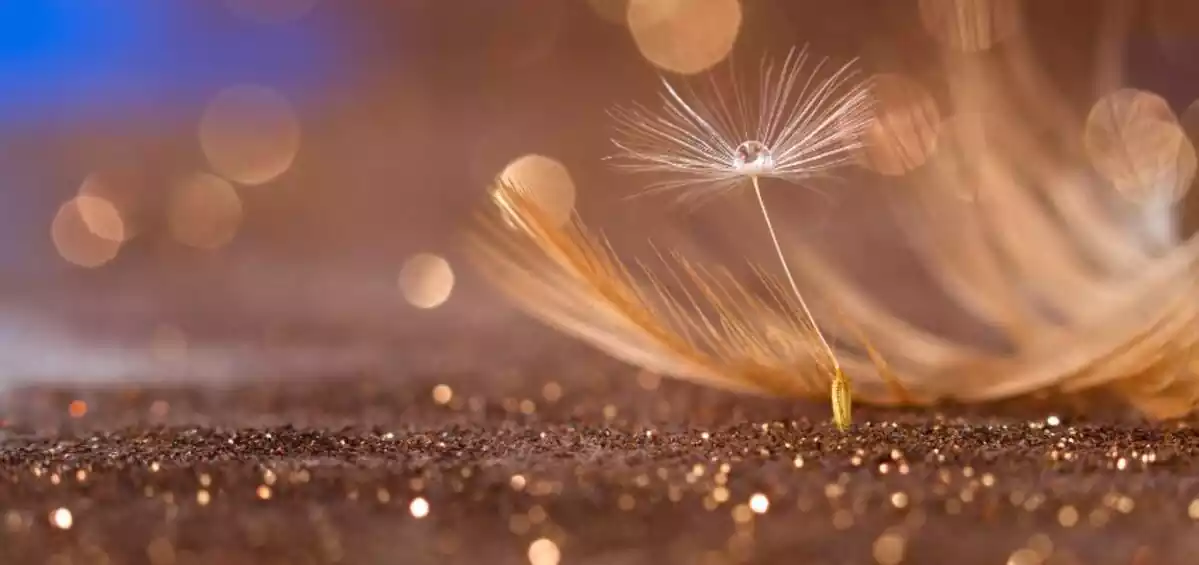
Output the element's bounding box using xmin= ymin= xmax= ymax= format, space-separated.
xmin=78 ymin=173 xmax=140 ymax=241
xmin=224 ymin=0 xmax=319 ymax=24
xmin=588 ymin=0 xmax=629 ymax=25
xmin=73 ymin=192 xmax=127 ymax=243
xmin=51 ymin=197 xmax=123 ymax=268
xmin=199 ymin=85 xmax=301 ymax=186
xmin=167 ymin=173 xmax=245 ymax=250
xmin=626 ymin=0 xmax=741 ymax=75
xmin=499 ymin=154 xmax=577 ymax=227
xmin=858 ymin=74 xmax=942 ymax=176
xmin=527 ymin=538 xmax=561 ymax=565
xmin=1084 ymin=88 xmax=1196 ymax=202
xmin=918 ymin=0 xmax=1019 ymax=53
xmin=399 ymin=253 xmax=455 ymax=310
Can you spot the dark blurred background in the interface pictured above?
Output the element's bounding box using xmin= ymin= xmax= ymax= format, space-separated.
xmin=3 ymin=0 xmax=1199 ymax=389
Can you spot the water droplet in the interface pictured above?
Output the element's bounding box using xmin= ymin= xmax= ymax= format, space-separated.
xmin=733 ymin=140 xmax=774 ymax=175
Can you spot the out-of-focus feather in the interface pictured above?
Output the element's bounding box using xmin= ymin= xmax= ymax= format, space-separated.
xmin=467 ymin=183 xmax=911 ymax=403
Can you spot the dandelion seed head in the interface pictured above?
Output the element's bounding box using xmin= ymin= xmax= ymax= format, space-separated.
xmin=733 ymin=140 xmax=775 ymax=176
xmin=609 ymin=46 xmax=873 ymax=205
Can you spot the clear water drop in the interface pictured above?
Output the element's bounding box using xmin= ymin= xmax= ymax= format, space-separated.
xmin=733 ymin=140 xmax=775 ymax=175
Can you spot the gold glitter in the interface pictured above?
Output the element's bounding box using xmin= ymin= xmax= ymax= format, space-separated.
xmin=1006 ymin=547 xmax=1041 ymax=565
xmin=410 ymin=497 xmax=430 ymax=518
xmin=712 ymin=487 xmax=730 ymax=503
xmin=432 ymin=384 xmax=453 ymax=405
xmin=511 ymin=474 xmax=527 ymax=491
xmin=731 ymin=504 xmax=753 ymax=524
xmin=198 ymin=473 xmax=212 ymax=487
xmin=982 ymin=473 xmax=996 ymax=487
xmin=1027 ymin=533 xmax=1054 ymax=558
xmin=1046 ymin=415 xmax=1061 ymax=426
xmin=749 ymin=493 xmax=769 ymax=514
xmin=527 ymin=538 xmax=560 ymax=565
xmin=377 ymin=488 xmax=391 ymax=503
xmin=263 ymin=469 xmax=277 ymax=486
xmin=618 ymin=494 xmax=637 ymax=510
xmin=4 ymin=510 xmax=23 ymax=532
xmin=793 ymin=455 xmax=805 ymax=468
xmin=256 ymin=485 xmax=272 ymax=500
xmin=602 ymin=405 xmax=617 ymax=420
xmin=872 ymin=531 xmax=906 ymax=565
xmin=150 ymin=462 xmax=161 ymax=473
xmin=1116 ymin=496 xmax=1135 ymax=513
xmin=50 ymin=508 xmax=72 ymax=530
xmin=75 ymin=470 xmax=87 ymax=482
xmin=196 ymin=490 xmax=211 ymax=506
xmin=1187 ymin=498 xmax=1199 ymax=519
xmin=520 ymin=399 xmax=537 ymax=414
xmin=1057 ymin=505 xmax=1079 ymax=527
xmin=825 ymin=484 xmax=845 ymax=499
xmin=528 ymin=505 xmax=548 ymax=524
xmin=890 ymin=492 xmax=909 ymax=508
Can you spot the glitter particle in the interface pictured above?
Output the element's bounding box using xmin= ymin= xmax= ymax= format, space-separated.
xmin=527 ymin=538 xmax=560 ymax=565
xmin=410 ymin=497 xmax=430 ymax=518
xmin=872 ymin=531 xmax=907 ymax=565
xmin=50 ymin=508 xmax=73 ymax=530
xmin=749 ymin=493 xmax=769 ymax=514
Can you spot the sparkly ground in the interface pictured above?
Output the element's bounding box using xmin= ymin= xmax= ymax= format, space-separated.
xmin=1 ymin=366 xmax=1197 ymax=565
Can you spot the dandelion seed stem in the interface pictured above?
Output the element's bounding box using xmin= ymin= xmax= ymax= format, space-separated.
xmin=749 ymin=175 xmax=840 ymax=372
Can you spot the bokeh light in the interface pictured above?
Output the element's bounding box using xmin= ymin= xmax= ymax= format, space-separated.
xmin=499 ymin=154 xmax=577 ymax=227
xmin=527 ymin=538 xmax=560 ymax=565
xmin=51 ymin=196 xmax=124 ymax=268
xmin=918 ymin=0 xmax=1020 ymax=53
xmin=73 ymin=193 xmax=127 ymax=244
xmin=199 ymin=84 xmax=301 ymax=186
xmin=77 ymin=173 xmax=139 ymax=242
xmin=167 ymin=173 xmax=245 ymax=250
xmin=399 ymin=253 xmax=455 ymax=310
xmin=1084 ymin=88 xmax=1197 ymax=202
xmin=626 ymin=0 xmax=741 ymax=75
xmin=225 ymin=0 xmax=319 ymax=24
xmin=858 ymin=73 xmax=942 ymax=176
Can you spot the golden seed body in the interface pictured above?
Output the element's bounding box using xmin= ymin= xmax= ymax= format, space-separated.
xmin=831 ymin=368 xmax=852 ymax=431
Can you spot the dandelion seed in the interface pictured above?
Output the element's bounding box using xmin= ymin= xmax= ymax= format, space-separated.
xmin=608 ymin=46 xmax=873 ymax=206
xmin=609 ymin=46 xmax=873 ymax=430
